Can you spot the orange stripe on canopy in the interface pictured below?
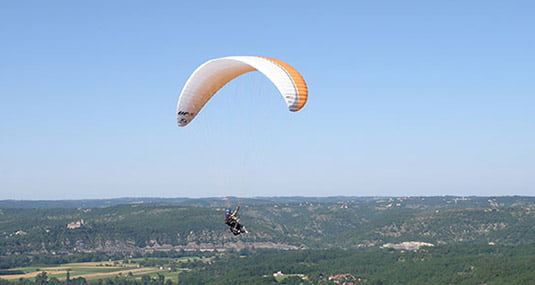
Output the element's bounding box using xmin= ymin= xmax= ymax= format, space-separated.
xmin=261 ymin=57 xmax=308 ymax=111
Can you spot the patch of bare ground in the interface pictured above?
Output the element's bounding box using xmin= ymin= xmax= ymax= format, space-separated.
xmin=71 ymin=268 xmax=162 ymax=280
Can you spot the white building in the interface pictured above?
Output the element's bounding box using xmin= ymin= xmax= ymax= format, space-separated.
xmin=67 ymin=219 xmax=85 ymax=229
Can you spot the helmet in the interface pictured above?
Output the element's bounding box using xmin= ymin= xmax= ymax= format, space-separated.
xmin=225 ymin=209 xmax=231 ymax=213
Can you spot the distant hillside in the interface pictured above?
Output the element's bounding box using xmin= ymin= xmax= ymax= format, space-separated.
xmin=1 ymin=195 xmax=532 ymax=208
xmin=0 ymin=198 xmax=191 ymax=209
xmin=1 ymin=196 xmax=534 ymax=257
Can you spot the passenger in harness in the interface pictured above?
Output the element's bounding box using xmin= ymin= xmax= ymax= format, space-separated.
xmin=225 ymin=206 xmax=248 ymax=235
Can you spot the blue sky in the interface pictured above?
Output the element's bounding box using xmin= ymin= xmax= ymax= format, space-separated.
xmin=1 ymin=1 xmax=534 ymax=199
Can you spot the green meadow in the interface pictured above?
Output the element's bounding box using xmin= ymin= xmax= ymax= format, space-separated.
xmin=0 ymin=259 xmax=191 ymax=282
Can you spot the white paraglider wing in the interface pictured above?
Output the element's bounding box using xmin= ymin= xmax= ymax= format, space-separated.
xmin=176 ymin=56 xmax=308 ymax=127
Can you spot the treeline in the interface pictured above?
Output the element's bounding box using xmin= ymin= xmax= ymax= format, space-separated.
xmin=178 ymin=244 xmax=535 ymax=284
xmin=2 ymin=196 xmax=535 ymax=209
xmin=0 ymin=252 xmax=118 ymax=269
xmin=0 ymin=250 xmax=215 ymax=269
xmin=0 ymin=271 xmax=172 ymax=285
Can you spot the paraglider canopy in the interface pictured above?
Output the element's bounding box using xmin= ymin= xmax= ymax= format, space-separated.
xmin=176 ymin=56 xmax=308 ymax=127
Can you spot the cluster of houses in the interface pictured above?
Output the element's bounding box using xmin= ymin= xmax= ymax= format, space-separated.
xmin=380 ymin=241 xmax=434 ymax=251
xmin=328 ymin=273 xmax=359 ymax=284
xmin=10 ymin=230 xmax=27 ymax=236
xmin=272 ymin=271 xmax=360 ymax=284
xmin=9 ymin=219 xmax=84 ymax=237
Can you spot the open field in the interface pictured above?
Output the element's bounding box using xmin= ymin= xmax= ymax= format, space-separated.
xmin=0 ymin=261 xmax=165 ymax=281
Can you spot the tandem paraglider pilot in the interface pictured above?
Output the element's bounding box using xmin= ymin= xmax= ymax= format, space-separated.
xmin=225 ymin=207 xmax=248 ymax=236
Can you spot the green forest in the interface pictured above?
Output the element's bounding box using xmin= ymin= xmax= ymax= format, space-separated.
xmin=177 ymin=244 xmax=535 ymax=284
xmin=1 ymin=196 xmax=534 ymax=284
